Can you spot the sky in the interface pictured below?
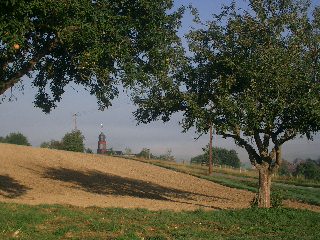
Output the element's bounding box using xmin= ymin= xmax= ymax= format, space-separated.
xmin=0 ymin=0 xmax=319 ymax=163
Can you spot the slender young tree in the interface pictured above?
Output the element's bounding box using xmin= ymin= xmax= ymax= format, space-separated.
xmin=0 ymin=0 xmax=184 ymax=112
xmin=133 ymin=0 xmax=320 ymax=208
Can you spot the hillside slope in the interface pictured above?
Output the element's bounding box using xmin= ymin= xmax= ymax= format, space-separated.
xmin=0 ymin=143 xmax=254 ymax=210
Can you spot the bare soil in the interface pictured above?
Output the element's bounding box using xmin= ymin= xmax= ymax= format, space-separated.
xmin=0 ymin=143 xmax=319 ymax=212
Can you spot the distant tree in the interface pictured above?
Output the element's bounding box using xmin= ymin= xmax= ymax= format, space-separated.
xmin=40 ymin=140 xmax=63 ymax=150
xmin=137 ymin=148 xmax=151 ymax=159
xmin=106 ymin=148 xmax=115 ymax=155
xmin=61 ymin=130 xmax=85 ymax=153
xmin=3 ymin=132 xmax=31 ymax=146
xmin=190 ymin=154 xmax=207 ymax=166
xmin=0 ymin=136 xmax=4 ymax=143
xmin=85 ymin=148 xmax=93 ymax=154
xmin=191 ymin=146 xmax=241 ymax=168
xmin=295 ymin=159 xmax=320 ymax=180
xmin=158 ymin=149 xmax=175 ymax=161
xmin=124 ymin=147 xmax=133 ymax=155
xmin=40 ymin=141 xmax=50 ymax=148
xmin=278 ymin=160 xmax=293 ymax=176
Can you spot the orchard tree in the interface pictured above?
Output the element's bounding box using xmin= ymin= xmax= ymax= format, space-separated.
xmin=0 ymin=0 xmax=184 ymax=112
xmin=134 ymin=0 xmax=320 ymax=207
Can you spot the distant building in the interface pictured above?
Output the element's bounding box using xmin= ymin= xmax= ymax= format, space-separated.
xmin=97 ymin=132 xmax=107 ymax=154
xmin=113 ymin=151 xmax=123 ymax=156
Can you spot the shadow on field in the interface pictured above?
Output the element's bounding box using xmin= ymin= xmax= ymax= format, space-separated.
xmin=0 ymin=175 xmax=30 ymax=198
xmin=43 ymin=167 xmax=226 ymax=208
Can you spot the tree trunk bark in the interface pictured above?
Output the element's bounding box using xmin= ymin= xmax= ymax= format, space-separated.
xmin=208 ymin=125 xmax=213 ymax=175
xmin=258 ymin=165 xmax=272 ymax=208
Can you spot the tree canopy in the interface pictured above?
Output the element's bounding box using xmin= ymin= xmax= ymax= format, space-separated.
xmin=0 ymin=0 xmax=184 ymax=112
xmin=133 ymin=0 xmax=320 ymax=207
xmin=40 ymin=139 xmax=63 ymax=150
xmin=0 ymin=132 xmax=31 ymax=146
xmin=61 ymin=130 xmax=85 ymax=152
xmin=295 ymin=158 xmax=320 ymax=180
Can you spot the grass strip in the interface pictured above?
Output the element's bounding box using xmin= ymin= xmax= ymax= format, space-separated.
xmin=0 ymin=202 xmax=319 ymax=240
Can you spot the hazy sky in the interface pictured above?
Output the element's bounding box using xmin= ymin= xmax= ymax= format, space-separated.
xmin=0 ymin=0 xmax=319 ymax=163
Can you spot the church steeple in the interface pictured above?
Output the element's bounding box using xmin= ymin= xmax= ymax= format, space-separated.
xmin=97 ymin=124 xmax=107 ymax=154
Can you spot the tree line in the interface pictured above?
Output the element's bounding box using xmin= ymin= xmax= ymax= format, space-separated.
xmin=0 ymin=132 xmax=31 ymax=146
xmin=136 ymin=148 xmax=175 ymax=161
xmin=279 ymin=158 xmax=320 ymax=181
xmin=0 ymin=130 xmax=89 ymax=153
xmin=191 ymin=146 xmax=241 ymax=168
xmin=40 ymin=130 xmax=87 ymax=153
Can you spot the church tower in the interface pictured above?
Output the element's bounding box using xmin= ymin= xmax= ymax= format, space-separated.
xmin=97 ymin=124 xmax=107 ymax=154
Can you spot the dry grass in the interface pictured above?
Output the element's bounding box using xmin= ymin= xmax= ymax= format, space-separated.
xmin=0 ymin=143 xmax=253 ymax=211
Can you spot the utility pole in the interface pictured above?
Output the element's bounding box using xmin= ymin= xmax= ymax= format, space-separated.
xmin=209 ymin=124 xmax=213 ymax=175
xmin=73 ymin=113 xmax=78 ymax=130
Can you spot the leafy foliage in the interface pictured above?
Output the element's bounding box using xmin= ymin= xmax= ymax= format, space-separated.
xmin=278 ymin=160 xmax=294 ymax=176
xmin=0 ymin=0 xmax=184 ymax=112
xmin=191 ymin=146 xmax=241 ymax=168
xmin=61 ymin=130 xmax=85 ymax=153
xmin=41 ymin=130 xmax=85 ymax=152
xmin=85 ymin=148 xmax=93 ymax=154
xmin=251 ymin=189 xmax=284 ymax=208
xmin=40 ymin=140 xmax=63 ymax=150
xmin=295 ymin=159 xmax=320 ymax=180
xmin=136 ymin=148 xmax=151 ymax=159
xmin=0 ymin=132 xmax=30 ymax=146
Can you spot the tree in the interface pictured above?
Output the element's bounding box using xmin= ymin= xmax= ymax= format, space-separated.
xmin=61 ymin=130 xmax=85 ymax=152
xmin=85 ymin=148 xmax=93 ymax=154
xmin=295 ymin=159 xmax=320 ymax=180
xmin=278 ymin=160 xmax=294 ymax=176
xmin=191 ymin=146 xmax=241 ymax=168
xmin=40 ymin=140 xmax=63 ymax=150
xmin=137 ymin=148 xmax=151 ymax=159
xmin=124 ymin=147 xmax=132 ymax=155
xmin=0 ymin=0 xmax=184 ymax=112
xmin=158 ymin=149 xmax=175 ymax=161
xmin=2 ymin=132 xmax=31 ymax=146
xmin=134 ymin=1 xmax=320 ymax=207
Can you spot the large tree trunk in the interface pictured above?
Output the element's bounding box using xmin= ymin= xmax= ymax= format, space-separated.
xmin=208 ymin=125 xmax=213 ymax=175
xmin=258 ymin=165 xmax=272 ymax=208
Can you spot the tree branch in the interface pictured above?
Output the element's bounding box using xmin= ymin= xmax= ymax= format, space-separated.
xmin=223 ymin=132 xmax=261 ymax=166
xmin=0 ymin=38 xmax=59 ymax=95
xmin=254 ymin=132 xmax=264 ymax=155
xmin=263 ymin=133 xmax=270 ymax=150
xmin=279 ymin=129 xmax=296 ymax=145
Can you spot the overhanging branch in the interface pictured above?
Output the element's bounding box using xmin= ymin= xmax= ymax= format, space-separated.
xmin=223 ymin=132 xmax=260 ymax=166
xmin=0 ymin=39 xmax=59 ymax=95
